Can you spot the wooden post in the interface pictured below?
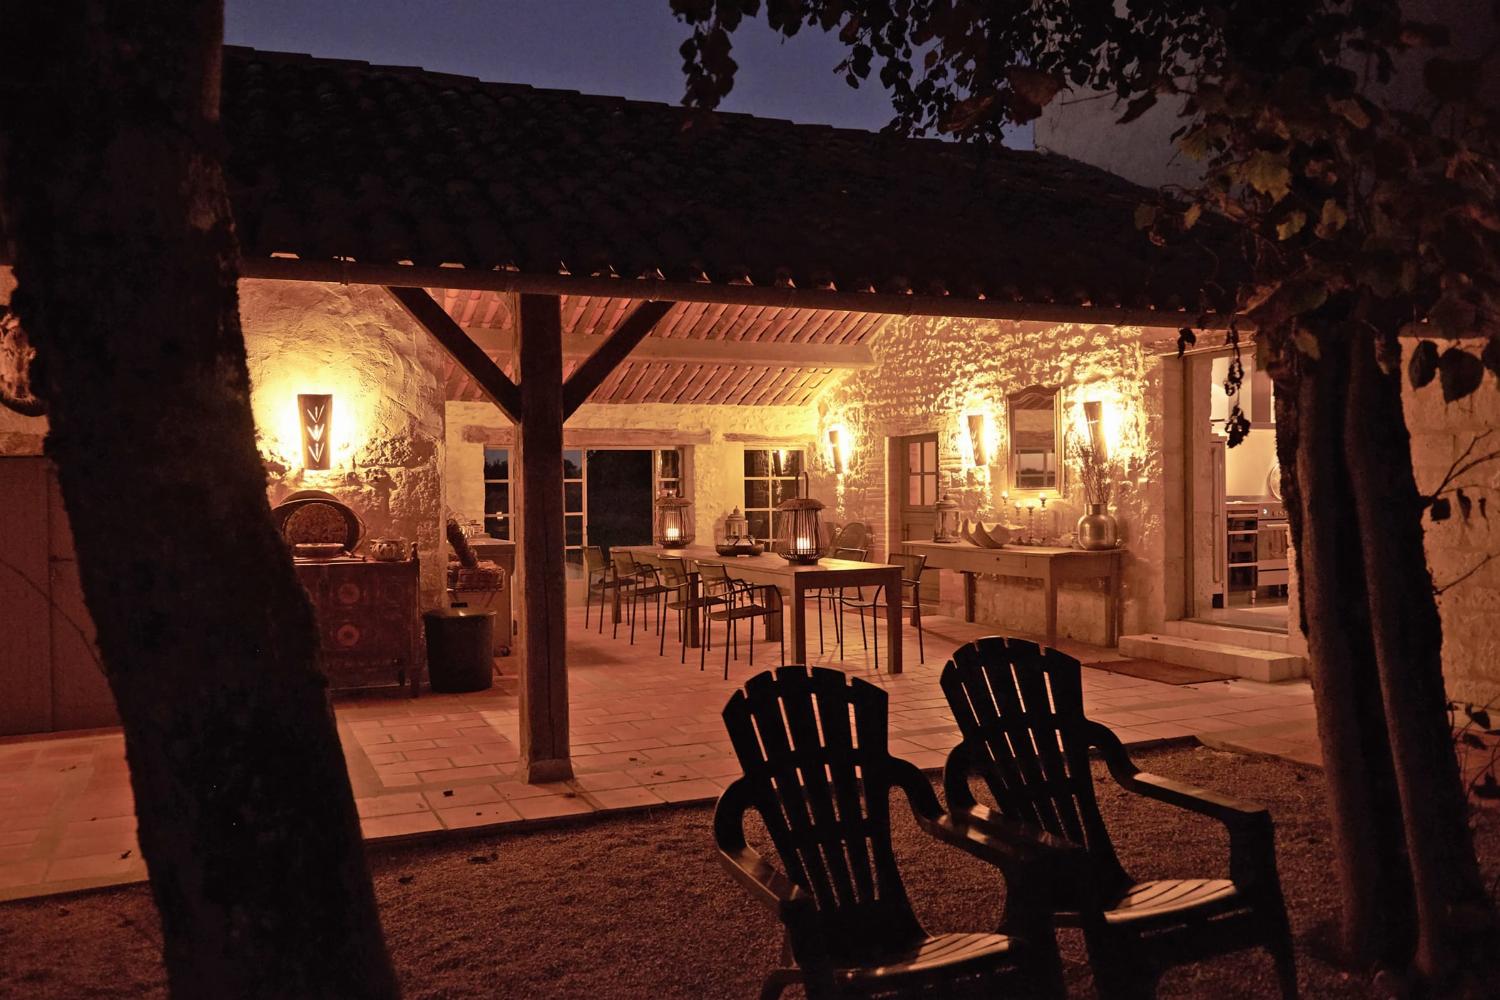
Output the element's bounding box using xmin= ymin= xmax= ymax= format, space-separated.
xmin=514 ymin=293 xmax=572 ymax=783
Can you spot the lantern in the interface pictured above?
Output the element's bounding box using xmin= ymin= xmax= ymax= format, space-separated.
xmin=933 ymin=493 xmax=961 ymax=543
xmin=723 ymin=506 xmax=750 ymax=544
xmin=775 ymin=472 xmax=825 ymax=565
xmin=654 ymin=491 xmax=694 ymax=549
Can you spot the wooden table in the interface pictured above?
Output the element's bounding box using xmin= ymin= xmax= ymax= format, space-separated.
xmin=619 ymin=546 xmax=905 ymax=674
xmin=903 ymin=540 xmax=1123 ymax=647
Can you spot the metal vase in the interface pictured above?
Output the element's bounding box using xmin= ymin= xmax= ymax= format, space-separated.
xmin=1076 ymin=503 xmax=1119 ymax=550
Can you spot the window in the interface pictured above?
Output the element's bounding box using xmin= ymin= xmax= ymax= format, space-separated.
xmin=564 ymin=449 xmax=585 ymax=578
xmin=905 ymin=437 xmax=939 ymax=508
xmin=482 ymin=447 xmax=686 ymax=575
xmin=743 ymin=448 xmax=803 ymax=543
xmin=656 ymin=448 xmax=682 ymax=498
xmin=482 ymin=447 xmax=510 ymax=539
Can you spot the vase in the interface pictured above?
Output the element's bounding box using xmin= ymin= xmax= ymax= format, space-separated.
xmin=1075 ymin=504 xmax=1119 ymax=550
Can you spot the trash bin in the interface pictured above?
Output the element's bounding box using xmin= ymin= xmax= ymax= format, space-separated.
xmin=423 ymin=608 xmax=495 ymax=693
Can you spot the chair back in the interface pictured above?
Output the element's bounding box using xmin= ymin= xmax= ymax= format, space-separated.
xmin=830 ymin=546 xmax=869 ymax=561
xmin=583 ymin=546 xmax=607 ymax=574
xmin=831 ymin=521 xmax=871 ymax=553
xmin=722 ymin=666 xmax=923 ymax=963
xmin=696 ymin=560 xmax=732 ymax=593
xmin=658 ymin=556 xmax=689 ymax=590
xmin=889 ymin=552 xmax=926 ymax=584
xmin=611 ymin=551 xmax=638 ymax=578
xmin=939 ymin=636 xmax=1128 ymax=892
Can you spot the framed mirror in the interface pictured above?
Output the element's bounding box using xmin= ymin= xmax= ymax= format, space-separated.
xmin=1007 ymin=384 xmax=1061 ymax=491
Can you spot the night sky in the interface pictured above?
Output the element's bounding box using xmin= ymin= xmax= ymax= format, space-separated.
xmin=225 ymin=0 xmax=1030 ymax=144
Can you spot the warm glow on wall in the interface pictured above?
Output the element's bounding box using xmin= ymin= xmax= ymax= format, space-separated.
xmin=253 ymin=363 xmax=373 ymax=473
xmin=298 ymin=393 xmax=332 ymax=470
xmin=826 ymin=423 xmax=852 ymax=475
xmin=1070 ymin=390 xmax=1140 ymax=465
xmin=962 ymin=409 xmax=999 ymax=468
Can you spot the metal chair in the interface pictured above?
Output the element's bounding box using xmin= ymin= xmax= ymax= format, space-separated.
xmin=836 ymin=553 xmax=927 ymax=666
xmin=609 ymin=551 xmax=653 ymax=643
xmin=703 ymin=568 xmax=784 ymax=679
xmin=583 ymin=546 xmax=624 ymax=634
xmin=656 ymin=557 xmax=721 ymax=662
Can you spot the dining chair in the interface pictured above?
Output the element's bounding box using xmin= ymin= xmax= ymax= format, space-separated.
xmin=582 ymin=546 xmax=620 ymax=634
xmin=609 ymin=550 xmax=651 ymax=643
xmin=836 ymin=553 xmax=927 ymax=666
xmin=703 ymin=568 xmax=783 ymax=679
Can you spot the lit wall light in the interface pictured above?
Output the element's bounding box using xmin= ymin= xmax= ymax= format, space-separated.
xmin=965 ymin=412 xmax=992 ymax=467
xmin=826 ymin=424 xmax=851 ymax=475
xmin=298 ymin=393 xmax=332 ymax=470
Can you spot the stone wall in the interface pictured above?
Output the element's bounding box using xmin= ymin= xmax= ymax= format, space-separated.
xmin=0 ymin=268 xmax=46 ymax=455
xmin=816 ymin=315 xmax=1178 ymax=644
xmin=0 ymin=272 xmax=449 ymax=614
xmin=1403 ymin=338 xmax=1500 ymax=706
xmin=243 ymin=280 xmax=447 ymax=608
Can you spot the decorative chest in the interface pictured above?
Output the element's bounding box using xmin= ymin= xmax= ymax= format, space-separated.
xmin=294 ymin=555 xmax=422 ymax=696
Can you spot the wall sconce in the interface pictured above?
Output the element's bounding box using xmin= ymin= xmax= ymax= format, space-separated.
xmin=1081 ymin=399 xmax=1109 ymax=461
xmin=298 ymin=393 xmax=332 ymax=470
xmin=826 ymin=425 xmax=850 ymax=475
xmin=966 ymin=412 xmax=991 ymax=467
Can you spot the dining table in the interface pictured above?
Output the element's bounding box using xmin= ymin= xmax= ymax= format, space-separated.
xmin=617 ymin=545 xmax=905 ymax=674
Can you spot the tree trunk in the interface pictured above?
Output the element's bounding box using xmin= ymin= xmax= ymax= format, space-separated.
xmin=1343 ymin=335 xmax=1497 ymax=990
xmin=0 ymin=4 xmax=398 ymax=997
xmin=1272 ymin=328 xmax=1415 ymax=970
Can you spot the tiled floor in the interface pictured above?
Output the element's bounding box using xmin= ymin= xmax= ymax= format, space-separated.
xmin=0 ymin=610 xmax=1319 ymax=902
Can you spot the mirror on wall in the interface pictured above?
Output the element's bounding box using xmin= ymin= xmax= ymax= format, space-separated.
xmin=1007 ymin=384 xmax=1061 ymax=491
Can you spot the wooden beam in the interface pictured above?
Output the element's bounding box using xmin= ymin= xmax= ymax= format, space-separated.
xmin=245 ymin=256 xmax=1237 ymax=330
xmin=385 ymin=285 xmax=522 ymax=421
xmin=514 ymin=293 xmax=572 ymax=783
xmin=561 ymin=300 xmax=672 ymax=418
xmin=461 ymin=325 xmax=878 ymax=370
xmin=459 ymin=425 xmax=713 ymax=447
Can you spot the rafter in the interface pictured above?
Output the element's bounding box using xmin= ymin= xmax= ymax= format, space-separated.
xmin=386 ymin=285 xmax=522 ymax=421
xmin=561 ymin=299 xmax=672 ymax=418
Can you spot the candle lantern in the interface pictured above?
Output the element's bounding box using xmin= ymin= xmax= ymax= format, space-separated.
xmin=933 ymin=493 xmax=961 ymax=543
xmin=654 ymin=491 xmax=694 ymax=549
xmin=723 ymin=507 xmax=750 ymax=544
xmin=775 ymin=472 xmax=825 ymax=565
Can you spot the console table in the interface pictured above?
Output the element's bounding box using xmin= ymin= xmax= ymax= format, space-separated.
xmin=294 ymin=553 xmax=423 ymax=695
xmin=903 ymin=541 xmax=1123 ymax=647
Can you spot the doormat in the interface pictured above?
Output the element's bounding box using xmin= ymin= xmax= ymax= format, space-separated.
xmin=1093 ymin=658 xmax=1225 ymax=686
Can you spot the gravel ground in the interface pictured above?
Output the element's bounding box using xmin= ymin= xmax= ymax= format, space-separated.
xmin=4 ymin=745 xmax=1497 ymax=999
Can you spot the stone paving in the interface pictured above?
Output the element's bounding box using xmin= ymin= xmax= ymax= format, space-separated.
xmin=0 ymin=610 xmax=1319 ymax=902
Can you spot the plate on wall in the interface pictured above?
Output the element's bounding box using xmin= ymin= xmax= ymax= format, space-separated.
xmin=271 ymin=491 xmax=364 ymax=552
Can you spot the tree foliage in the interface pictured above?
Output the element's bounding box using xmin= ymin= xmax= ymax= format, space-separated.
xmin=673 ymin=1 xmax=1500 ymax=423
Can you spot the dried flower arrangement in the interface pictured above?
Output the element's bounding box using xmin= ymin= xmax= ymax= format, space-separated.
xmin=1067 ymin=430 xmax=1116 ymax=507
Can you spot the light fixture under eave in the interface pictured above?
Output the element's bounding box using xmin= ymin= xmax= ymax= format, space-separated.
xmin=299 ymin=393 xmax=332 ymax=470
xmin=826 ymin=425 xmax=850 ymax=475
xmin=966 ymin=412 xmax=991 ymax=467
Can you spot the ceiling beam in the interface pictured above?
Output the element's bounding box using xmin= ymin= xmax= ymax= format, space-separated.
xmin=462 ymin=326 xmax=877 ymax=370
xmin=244 ymin=256 xmax=1237 ymax=330
xmin=386 ymin=285 xmax=521 ymax=421
xmin=562 ymin=300 xmax=672 ymax=418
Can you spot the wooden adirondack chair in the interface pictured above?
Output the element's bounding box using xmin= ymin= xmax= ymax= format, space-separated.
xmin=715 ymin=665 xmax=1064 ymax=999
xmin=938 ymin=637 xmax=1297 ymax=1000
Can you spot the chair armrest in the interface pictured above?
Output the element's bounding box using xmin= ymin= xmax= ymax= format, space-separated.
xmin=1084 ymin=720 xmax=1280 ymax=890
xmin=1085 ymin=720 xmax=1268 ymax=827
xmin=941 ymin=741 xmax=1080 ymax=857
xmin=713 ymin=778 xmax=813 ymax=921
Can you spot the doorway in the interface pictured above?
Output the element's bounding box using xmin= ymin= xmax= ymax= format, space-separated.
xmin=1183 ymin=350 xmax=1290 ymax=633
xmin=898 ymin=433 xmax=940 ymax=606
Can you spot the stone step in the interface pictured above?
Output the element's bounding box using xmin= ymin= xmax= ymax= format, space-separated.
xmin=1118 ymin=633 xmax=1306 ymax=683
xmin=1159 ymin=618 xmax=1299 ymax=654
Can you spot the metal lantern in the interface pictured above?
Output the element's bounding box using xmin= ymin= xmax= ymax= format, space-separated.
xmin=775 ymin=472 xmax=825 ymax=565
xmin=933 ymin=493 xmax=961 ymax=543
xmin=654 ymin=491 xmax=694 ymax=549
xmin=723 ymin=506 xmax=750 ymax=544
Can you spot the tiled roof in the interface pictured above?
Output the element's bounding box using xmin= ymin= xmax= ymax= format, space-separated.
xmin=220 ymin=46 xmax=1231 ymax=313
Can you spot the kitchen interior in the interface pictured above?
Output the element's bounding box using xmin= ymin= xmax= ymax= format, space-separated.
xmin=1197 ymin=351 xmax=1290 ymax=633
